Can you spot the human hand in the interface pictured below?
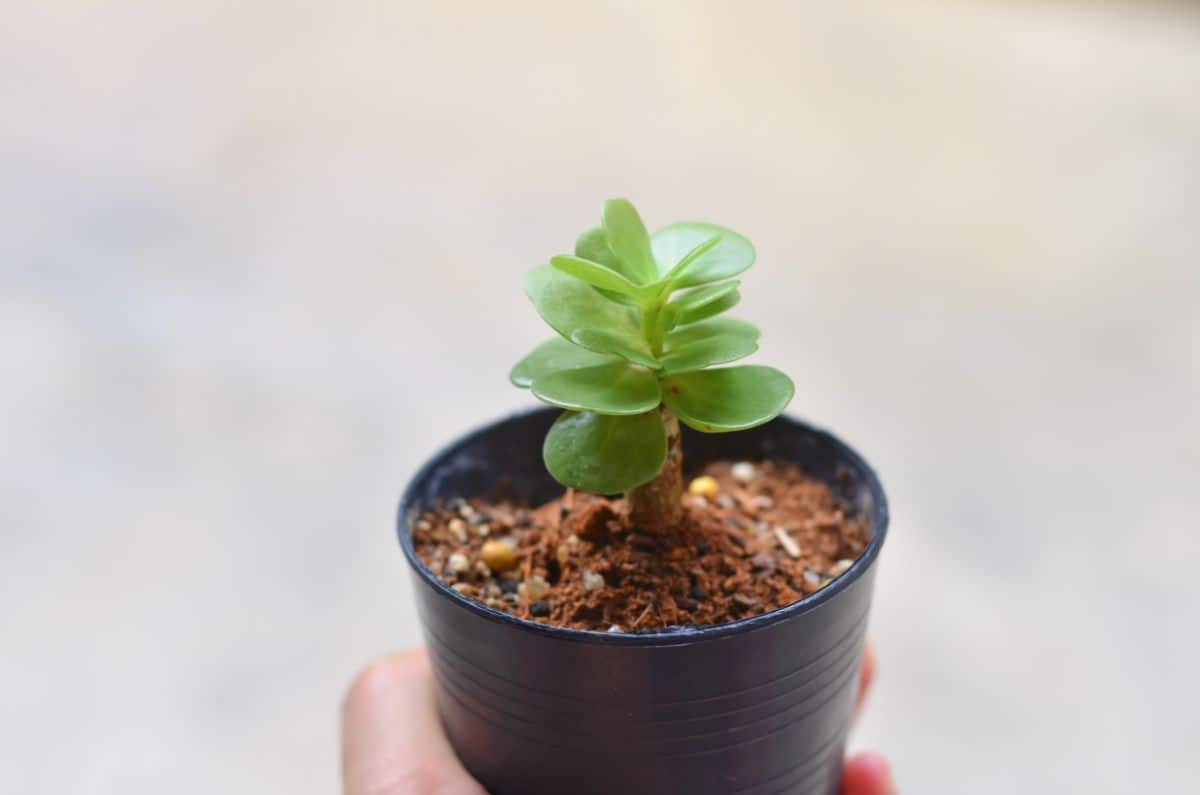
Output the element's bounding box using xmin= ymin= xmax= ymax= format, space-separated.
xmin=342 ymin=646 xmax=895 ymax=795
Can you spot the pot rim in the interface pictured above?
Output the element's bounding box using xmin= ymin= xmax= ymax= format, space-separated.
xmin=398 ymin=405 xmax=888 ymax=647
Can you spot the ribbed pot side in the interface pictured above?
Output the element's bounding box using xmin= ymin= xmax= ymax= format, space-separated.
xmin=398 ymin=407 xmax=889 ymax=795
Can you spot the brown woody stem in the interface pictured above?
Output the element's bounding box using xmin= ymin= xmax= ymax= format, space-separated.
xmin=625 ymin=407 xmax=683 ymax=532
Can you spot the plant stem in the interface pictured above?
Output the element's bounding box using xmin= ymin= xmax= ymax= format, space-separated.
xmin=625 ymin=406 xmax=683 ymax=532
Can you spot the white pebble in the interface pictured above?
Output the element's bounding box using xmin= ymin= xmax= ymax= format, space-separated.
xmin=716 ymin=494 xmax=736 ymax=510
xmin=447 ymin=518 xmax=469 ymax=543
xmin=803 ymin=569 xmax=821 ymax=585
xmin=520 ymin=575 xmax=550 ymax=601
xmin=753 ymin=495 xmax=774 ymax=510
xmin=447 ymin=553 xmax=469 ymax=574
xmin=475 ymin=522 xmax=491 ymax=537
xmin=774 ymin=527 xmax=801 ymax=558
xmin=829 ymin=559 xmax=853 ymax=577
xmin=582 ymin=571 xmax=606 ymax=592
xmin=607 ymin=625 xmax=623 ymax=633
xmin=731 ymin=461 xmax=756 ymax=484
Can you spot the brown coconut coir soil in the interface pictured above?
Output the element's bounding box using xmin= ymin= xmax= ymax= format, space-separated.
xmin=411 ymin=460 xmax=870 ymax=632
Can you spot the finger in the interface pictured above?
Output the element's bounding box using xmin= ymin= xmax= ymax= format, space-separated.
xmin=341 ymin=648 xmax=486 ymax=795
xmin=854 ymin=643 xmax=877 ymax=722
xmin=840 ymin=751 xmax=897 ymax=795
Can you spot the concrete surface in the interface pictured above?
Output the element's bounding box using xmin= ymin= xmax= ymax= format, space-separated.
xmin=3 ymin=2 xmax=1198 ymax=792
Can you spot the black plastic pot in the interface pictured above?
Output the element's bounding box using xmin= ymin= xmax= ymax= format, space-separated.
xmin=398 ymin=407 xmax=888 ymax=795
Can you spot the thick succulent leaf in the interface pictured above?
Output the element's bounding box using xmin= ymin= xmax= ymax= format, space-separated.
xmin=575 ymin=226 xmax=621 ymax=271
xmin=525 ymin=265 xmax=658 ymax=367
xmin=532 ymin=362 xmax=661 ymax=415
xmin=602 ymin=199 xmax=658 ymax=285
xmin=661 ymin=366 xmax=794 ymax=433
xmin=595 ymin=287 xmax=639 ymax=307
xmin=675 ymin=289 xmax=740 ymax=327
xmin=543 ymin=410 xmax=667 ymax=493
xmin=664 ymin=316 xmax=760 ymax=350
xmin=658 ymin=331 xmax=758 ymax=375
xmin=651 ymin=222 xmax=755 ymax=288
xmin=510 ymin=337 xmax=619 ymax=388
xmin=659 ymin=317 xmax=759 ymax=374
xmin=660 ymin=234 xmax=721 ymax=284
xmin=665 ymin=281 xmax=741 ymax=327
xmin=550 ymin=255 xmax=644 ymax=297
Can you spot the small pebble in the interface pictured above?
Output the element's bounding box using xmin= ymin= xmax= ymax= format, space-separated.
xmin=607 ymin=625 xmax=623 ymax=633
xmin=716 ymin=493 xmax=736 ymax=510
xmin=447 ymin=518 xmax=469 ymax=543
xmin=675 ymin=596 xmax=699 ymax=611
xmin=688 ymin=475 xmax=719 ymax=498
xmin=691 ymin=495 xmax=709 ymax=509
xmin=500 ymin=579 xmax=519 ymax=595
xmin=753 ymin=495 xmax=774 ymax=510
xmin=774 ymin=527 xmax=801 ymax=558
xmin=481 ymin=539 xmax=519 ymax=572
xmin=829 ymin=559 xmax=854 ymax=577
xmin=753 ymin=521 xmax=770 ymax=537
xmin=503 ymin=592 xmax=519 ymax=604
xmin=731 ymin=461 xmax=756 ymax=484
xmin=451 ymin=583 xmax=474 ymax=595
xmin=529 ymin=600 xmax=551 ymax=617
xmin=803 ymin=569 xmax=821 ymax=586
xmin=522 ymin=575 xmax=551 ymax=601
xmin=447 ymin=552 xmax=470 ymax=574
xmin=582 ymin=571 xmax=606 ymax=592
xmin=475 ymin=522 xmax=491 ymax=537
xmin=732 ymin=593 xmax=758 ymax=609
xmin=750 ymin=552 xmax=776 ymax=572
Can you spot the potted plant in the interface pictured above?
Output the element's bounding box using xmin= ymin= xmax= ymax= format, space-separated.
xmin=398 ymin=199 xmax=889 ymax=795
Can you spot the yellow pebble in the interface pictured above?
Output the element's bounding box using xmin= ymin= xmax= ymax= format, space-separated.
xmin=480 ymin=539 xmax=518 ymax=572
xmin=688 ymin=475 xmax=720 ymax=498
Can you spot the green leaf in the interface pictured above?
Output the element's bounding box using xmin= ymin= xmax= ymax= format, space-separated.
xmin=665 ymin=281 xmax=741 ymax=327
xmin=575 ymin=226 xmax=621 ymax=271
xmin=661 ymin=366 xmax=794 ymax=432
xmin=524 ymin=265 xmax=658 ymax=368
xmin=532 ymin=362 xmax=660 ymax=414
xmin=510 ymin=337 xmax=619 ymax=388
xmin=658 ymin=332 xmax=757 ymax=375
xmin=550 ymin=255 xmax=643 ymax=297
xmin=652 ymin=222 xmax=755 ymax=288
xmin=543 ymin=410 xmax=667 ymax=493
xmin=660 ymin=234 xmax=722 ymax=284
xmin=659 ymin=316 xmax=759 ymax=374
xmin=664 ymin=316 xmax=759 ymax=349
xmin=595 ymin=287 xmax=639 ymax=307
xmin=602 ymin=199 xmax=658 ymax=285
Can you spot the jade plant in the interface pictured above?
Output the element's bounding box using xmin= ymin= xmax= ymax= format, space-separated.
xmin=510 ymin=198 xmax=794 ymax=532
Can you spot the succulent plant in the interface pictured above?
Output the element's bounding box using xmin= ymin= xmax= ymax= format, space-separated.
xmin=511 ymin=198 xmax=794 ymax=528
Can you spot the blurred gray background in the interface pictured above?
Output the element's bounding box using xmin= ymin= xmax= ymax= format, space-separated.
xmin=3 ymin=1 xmax=1198 ymax=792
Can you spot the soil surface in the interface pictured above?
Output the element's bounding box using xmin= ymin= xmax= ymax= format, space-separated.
xmin=411 ymin=460 xmax=870 ymax=632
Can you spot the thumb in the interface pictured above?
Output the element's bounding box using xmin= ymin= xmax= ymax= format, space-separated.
xmin=841 ymin=751 xmax=897 ymax=795
xmin=341 ymin=649 xmax=486 ymax=795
